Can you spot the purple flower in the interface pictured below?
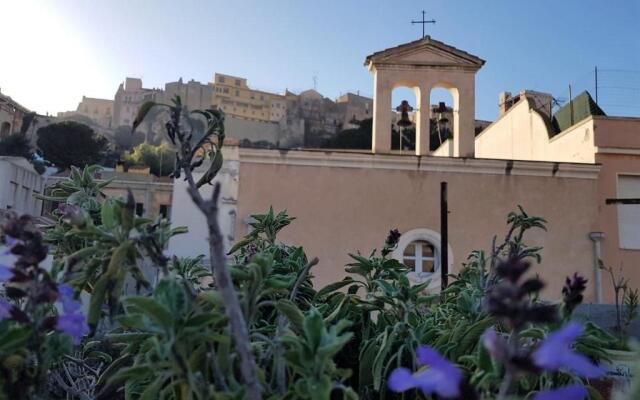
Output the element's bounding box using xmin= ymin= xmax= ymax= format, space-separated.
xmin=1 ymin=235 xmax=20 ymax=255
xmin=533 ymin=384 xmax=588 ymax=400
xmin=0 ymin=299 xmax=12 ymax=320
xmin=57 ymin=283 xmax=81 ymax=314
xmin=58 ymin=204 xmax=86 ymax=227
xmin=532 ymin=322 xmax=603 ymax=378
xmin=55 ymin=313 xmax=89 ymax=344
xmin=0 ymin=265 xmax=13 ymax=282
xmin=483 ymin=328 xmax=508 ymax=361
xmin=388 ymin=346 xmax=462 ymax=398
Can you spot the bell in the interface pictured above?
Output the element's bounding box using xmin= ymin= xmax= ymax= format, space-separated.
xmin=395 ymin=100 xmax=414 ymax=128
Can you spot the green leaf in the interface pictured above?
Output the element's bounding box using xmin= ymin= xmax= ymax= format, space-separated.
xmin=88 ymin=274 xmax=109 ymax=328
xmin=126 ymin=297 xmax=175 ymax=328
xmin=101 ymin=199 xmax=119 ymax=230
xmin=303 ymin=308 xmax=325 ymax=350
xmin=276 ymin=299 xmax=305 ymax=330
xmin=316 ymin=278 xmax=355 ymax=298
xmin=0 ymin=326 xmax=30 ymax=353
xmin=132 ymin=101 xmax=157 ymax=132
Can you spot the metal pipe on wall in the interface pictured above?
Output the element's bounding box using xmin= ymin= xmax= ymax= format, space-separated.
xmin=589 ymin=231 xmax=604 ymax=303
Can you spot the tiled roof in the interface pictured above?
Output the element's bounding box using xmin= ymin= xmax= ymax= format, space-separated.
xmin=364 ymin=36 xmax=485 ymax=66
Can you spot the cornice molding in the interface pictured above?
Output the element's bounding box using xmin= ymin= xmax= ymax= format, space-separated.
xmin=238 ymin=149 xmax=600 ymax=180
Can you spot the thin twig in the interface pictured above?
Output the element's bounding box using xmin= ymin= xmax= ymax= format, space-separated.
xmin=182 ymin=162 xmax=262 ymax=399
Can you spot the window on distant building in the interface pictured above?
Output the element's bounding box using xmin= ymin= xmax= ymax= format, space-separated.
xmin=235 ymin=90 xmax=240 ymax=96
xmin=219 ymin=77 xmax=225 ymax=83
xmin=135 ymin=202 xmax=144 ymax=217
xmin=0 ymin=122 xmax=11 ymax=139
xmin=159 ymin=204 xmax=170 ymax=219
xmin=617 ymin=175 xmax=640 ymax=249
xmin=260 ymin=95 xmax=264 ymax=101
xmin=235 ymin=79 xmax=241 ymax=86
xmin=223 ymin=88 xmax=229 ymax=94
xmin=250 ymin=93 xmax=255 ymax=99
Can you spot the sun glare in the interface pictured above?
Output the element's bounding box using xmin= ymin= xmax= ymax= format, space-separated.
xmin=0 ymin=1 xmax=109 ymax=115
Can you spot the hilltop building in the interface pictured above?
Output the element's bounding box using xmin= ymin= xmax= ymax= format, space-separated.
xmin=0 ymin=89 xmax=30 ymax=138
xmin=163 ymin=78 xmax=213 ymax=112
xmin=112 ymin=78 xmax=163 ymax=128
xmin=210 ymin=73 xmax=287 ymax=123
xmin=59 ymin=96 xmax=114 ymax=128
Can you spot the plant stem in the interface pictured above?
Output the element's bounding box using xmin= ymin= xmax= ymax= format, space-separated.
xmin=497 ymin=330 xmax=520 ymax=400
xmin=182 ymin=166 xmax=262 ymax=399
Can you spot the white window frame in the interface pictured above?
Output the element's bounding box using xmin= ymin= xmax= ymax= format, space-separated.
xmin=391 ymin=228 xmax=453 ymax=292
xmin=402 ymin=240 xmax=436 ymax=275
xmin=617 ymin=173 xmax=640 ymax=250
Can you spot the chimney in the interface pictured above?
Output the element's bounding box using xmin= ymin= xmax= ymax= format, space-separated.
xmin=498 ymin=92 xmax=513 ymax=115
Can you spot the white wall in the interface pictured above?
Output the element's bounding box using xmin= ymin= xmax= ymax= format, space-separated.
xmin=168 ymin=146 xmax=239 ymax=262
xmin=0 ymin=157 xmax=44 ymax=215
xmin=475 ymin=98 xmax=596 ymax=163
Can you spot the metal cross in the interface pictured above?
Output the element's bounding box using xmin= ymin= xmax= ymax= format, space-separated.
xmin=412 ymin=10 xmax=436 ymax=38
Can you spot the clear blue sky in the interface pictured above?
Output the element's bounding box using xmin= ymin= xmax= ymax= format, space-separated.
xmin=2 ymin=0 xmax=639 ymax=120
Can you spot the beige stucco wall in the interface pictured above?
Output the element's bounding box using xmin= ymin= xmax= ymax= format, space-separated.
xmin=593 ymin=117 xmax=640 ymax=150
xmin=236 ymin=149 xmax=601 ymax=301
xmin=475 ymin=99 xmax=596 ymax=163
xmin=594 ymin=153 xmax=640 ymax=301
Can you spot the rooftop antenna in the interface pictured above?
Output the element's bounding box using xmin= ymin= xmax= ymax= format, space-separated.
xmin=412 ymin=10 xmax=436 ymax=38
xmin=312 ymin=71 xmax=318 ymax=91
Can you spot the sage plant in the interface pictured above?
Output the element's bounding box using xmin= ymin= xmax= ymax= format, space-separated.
xmin=0 ymin=214 xmax=89 ymax=398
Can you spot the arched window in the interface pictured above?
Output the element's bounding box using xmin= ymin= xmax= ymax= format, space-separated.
xmin=392 ymin=228 xmax=453 ymax=292
xmin=402 ymin=240 xmax=436 ymax=274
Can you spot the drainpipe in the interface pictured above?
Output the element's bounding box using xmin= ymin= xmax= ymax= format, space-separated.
xmin=589 ymin=232 xmax=604 ymax=303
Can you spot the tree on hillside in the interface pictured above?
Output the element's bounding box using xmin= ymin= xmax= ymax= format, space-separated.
xmin=123 ymin=142 xmax=175 ymax=177
xmin=114 ymin=125 xmax=145 ymax=151
xmin=36 ymin=121 xmax=109 ymax=170
xmin=321 ymin=118 xmax=373 ymax=149
xmin=0 ymin=133 xmax=33 ymax=159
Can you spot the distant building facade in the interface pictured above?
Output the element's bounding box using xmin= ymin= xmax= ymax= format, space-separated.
xmin=210 ymin=73 xmax=287 ymax=123
xmin=61 ymin=96 xmax=115 ymax=128
xmin=0 ymin=89 xmax=30 ymax=138
xmin=112 ymin=78 xmax=163 ymax=128
xmin=163 ymin=78 xmax=213 ymax=112
xmin=45 ymin=165 xmax=173 ymax=220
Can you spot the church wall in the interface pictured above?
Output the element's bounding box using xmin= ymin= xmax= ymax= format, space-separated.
xmin=236 ymin=149 xmax=601 ymax=301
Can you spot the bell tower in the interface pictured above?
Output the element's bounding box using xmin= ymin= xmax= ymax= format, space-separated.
xmin=364 ymin=36 xmax=485 ymax=157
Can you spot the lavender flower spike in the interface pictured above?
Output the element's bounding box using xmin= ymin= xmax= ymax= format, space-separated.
xmin=0 ymin=265 xmax=13 ymax=282
xmin=533 ymin=384 xmax=588 ymax=400
xmin=532 ymin=322 xmax=603 ymax=378
xmin=56 ymin=313 xmax=90 ymax=344
xmin=388 ymin=346 xmax=463 ymax=398
xmin=57 ymin=283 xmax=81 ymax=314
xmin=0 ymin=299 xmax=12 ymax=320
xmin=1 ymin=234 xmax=20 ymax=255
